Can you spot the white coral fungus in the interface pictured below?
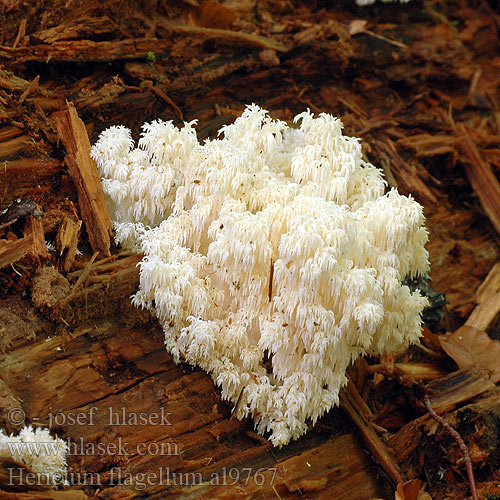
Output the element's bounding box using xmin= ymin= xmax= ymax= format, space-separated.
xmin=0 ymin=425 xmax=68 ymax=486
xmin=91 ymin=105 xmax=429 ymax=446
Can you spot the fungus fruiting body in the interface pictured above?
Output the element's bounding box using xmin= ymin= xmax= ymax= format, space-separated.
xmin=91 ymin=105 xmax=429 ymax=446
xmin=0 ymin=425 xmax=68 ymax=486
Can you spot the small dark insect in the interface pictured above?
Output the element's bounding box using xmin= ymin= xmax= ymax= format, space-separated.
xmin=0 ymin=198 xmax=42 ymax=230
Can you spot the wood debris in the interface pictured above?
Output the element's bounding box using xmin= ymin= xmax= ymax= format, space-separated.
xmin=0 ymin=234 xmax=34 ymax=269
xmin=53 ymin=102 xmax=112 ymax=257
xmin=23 ymin=213 xmax=47 ymax=259
xmin=55 ymin=216 xmax=82 ymax=272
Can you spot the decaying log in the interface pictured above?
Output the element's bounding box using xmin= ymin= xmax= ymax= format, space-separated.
xmin=54 ymin=102 xmax=111 ymax=257
xmin=0 ymin=127 xmax=24 ymax=143
xmin=0 ymin=455 xmax=88 ymax=498
xmin=0 ymin=28 xmax=287 ymax=64
xmin=0 ymin=39 xmax=174 ymax=63
xmin=31 ymin=266 xmax=71 ymax=313
xmin=0 ymin=317 xmax=388 ymax=500
xmin=0 ymin=489 xmax=87 ymax=499
xmin=465 ymin=292 xmax=500 ymax=331
xmin=439 ymin=327 xmax=500 ymax=384
xmin=157 ymin=21 xmax=288 ymax=52
xmin=0 ymin=2 xmax=499 ymax=499
xmin=31 ymin=16 xmax=122 ymax=44
xmin=397 ymin=134 xmax=458 ymax=158
xmin=424 ymin=395 xmax=479 ymax=500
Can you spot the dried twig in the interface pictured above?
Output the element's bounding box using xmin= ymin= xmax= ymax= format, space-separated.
xmin=66 ymin=251 xmax=99 ymax=299
xmin=424 ymin=395 xmax=478 ymax=500
xmin=268 ymin=259 xmax=274 ymax=302
xmin=340 ymin=378 xmax=404 ymax=486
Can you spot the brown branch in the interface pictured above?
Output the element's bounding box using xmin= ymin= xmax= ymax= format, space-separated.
xmin=424 ymin=394 xmax=478 ymax=500
xmin=0 ymin=28 xmax=287 ymax=64
xmin=149 ymin=85 xmax=183 ymax=120
xmin=340 ymin=377 xmax=404 ymax=486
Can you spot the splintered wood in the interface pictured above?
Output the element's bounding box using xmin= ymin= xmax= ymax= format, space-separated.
xmin=0 ymin=234 xmax=34 ymax=268
xmin=56 ymin=216 xmax=82 ymax=272
xmin=54 ymin=102 xmax=112 ymax=257
xmin=23 ymin=214 xmax=47 ymax=260
xmin=0 ymin=159 xmax=63 ymax=207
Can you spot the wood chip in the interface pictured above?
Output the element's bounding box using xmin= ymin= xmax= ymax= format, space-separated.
xmin=426 ymin=367 xmax=495 ymax=414
xmin=23 ymin=213 xmax=47 ymax=259
xmin=0 ymin=234 xmax=34 ymax=269
xmin=56 ymin=216 xmax=82 ymax=272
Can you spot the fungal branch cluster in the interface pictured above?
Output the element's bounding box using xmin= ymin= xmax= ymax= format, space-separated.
xmin=91 ymin=105 xmax=429 ymax=446
xmin=0 ymin=426 xmax=68 ymax=487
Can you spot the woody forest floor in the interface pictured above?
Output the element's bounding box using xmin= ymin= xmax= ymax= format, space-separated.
xmin=1 ymin=0 xmax=500 ymax=499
